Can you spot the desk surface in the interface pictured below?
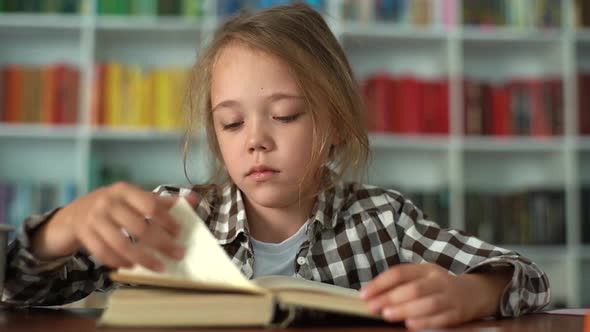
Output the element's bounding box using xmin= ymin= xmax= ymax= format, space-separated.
xmin=0 ymin=308 xmax=584 ymax=332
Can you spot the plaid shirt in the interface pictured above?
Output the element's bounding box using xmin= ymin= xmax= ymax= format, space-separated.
xmin=3 ymin=181 xmax=550 ymax=316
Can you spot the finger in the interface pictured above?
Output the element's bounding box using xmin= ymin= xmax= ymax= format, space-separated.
xmin=360 ymin=264 xmax=428 ymax=300
xmin=107 ymin=198 xmax=170 ymax=237
xmin=405 ymin=309 xmax=462 ymax=330
xmin=367 ymin=278 xmax=440 ymax=313
xmin=93 ymin=216 xmax=166 ymax=272
xmin=113 ymin=183 xmax=181 ymax=236
xmin=108 ymin=201 xmax=185 ymax=261
xmin=78 ymin=226 xmax=133 ymax=269
xmin=381 ymin=293 xmax=449 ymax=322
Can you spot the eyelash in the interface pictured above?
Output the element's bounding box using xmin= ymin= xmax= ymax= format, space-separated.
xmin=222 ymin=113 xmax=301 ymax=130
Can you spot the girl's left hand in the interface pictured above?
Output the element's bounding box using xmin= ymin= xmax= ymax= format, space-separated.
xmin=360 ymin=263 xmax=493 ymax=330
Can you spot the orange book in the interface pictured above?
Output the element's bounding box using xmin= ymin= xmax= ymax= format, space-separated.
xmin=0 ymin=67 xmax=4 ymax=122
xmin=40 ymin=66 xmax=57 ymax=124
xmin=91 ymin=64 xmax=106 ymax=126
xmin=4 ymin=65 xmax=23 ymax=123
xmin=54 ymin=65 xmax=68 ymax=124
xmin=29 ymin=67 xmax=42 ymax=123
xmin=65 ymin=66 xmax=80 ymax=124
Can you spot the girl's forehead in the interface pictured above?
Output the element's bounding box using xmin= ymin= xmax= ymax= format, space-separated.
xmin=211 ymin=43 xmax=302 ymax=99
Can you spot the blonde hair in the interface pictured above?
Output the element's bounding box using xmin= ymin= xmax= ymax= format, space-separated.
xmin=183 ymin=3 xmax=369 ymax=194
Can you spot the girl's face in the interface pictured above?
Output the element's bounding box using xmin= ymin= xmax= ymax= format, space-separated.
xmin=210 ymin=43 xmax=326 ymax=208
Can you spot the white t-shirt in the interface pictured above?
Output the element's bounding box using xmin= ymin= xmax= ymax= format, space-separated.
xmin=251 ymin=222 xmax=308 ymax=278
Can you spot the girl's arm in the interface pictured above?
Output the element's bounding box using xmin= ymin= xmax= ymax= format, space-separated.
xmin=2 ymin=184 xmax=199 ymax=306
xmin=359 ymin=190 xmax=550 ymax=329
xmin=2 ymin=209 xmax=117 ymax=306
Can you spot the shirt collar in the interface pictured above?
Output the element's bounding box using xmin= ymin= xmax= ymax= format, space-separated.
xmin=210 ymin=172 xmax=348 ymax=244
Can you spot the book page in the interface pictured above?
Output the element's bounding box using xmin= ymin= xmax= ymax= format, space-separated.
xmin=253 ymin=275 xmax=360 ymax=298
xmin=113 ymin=198 xmax=264 ymax=294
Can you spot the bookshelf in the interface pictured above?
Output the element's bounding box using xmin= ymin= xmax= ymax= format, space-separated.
xmin=0 ymin=0 xmax=588 ymax=308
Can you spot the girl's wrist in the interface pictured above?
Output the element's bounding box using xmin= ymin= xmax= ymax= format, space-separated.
xmin=458 ymin=267 xmax=513 ymax=320
xmin=30 ymin=208 xmax=79 ymax=261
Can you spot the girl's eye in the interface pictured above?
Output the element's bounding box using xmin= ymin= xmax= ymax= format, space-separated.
xmin=222 ymin=121 xmax=243 ymax=130
xmin=274 ymin=113 xmax=301 ymax=123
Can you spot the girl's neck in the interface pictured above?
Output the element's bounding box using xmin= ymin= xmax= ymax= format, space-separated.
xmin=244 ymin=194 xmax=316 ymax=244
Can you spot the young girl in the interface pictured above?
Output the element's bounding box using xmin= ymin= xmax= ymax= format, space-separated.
xmin=3 ymin=3 xmax=549 ymax=329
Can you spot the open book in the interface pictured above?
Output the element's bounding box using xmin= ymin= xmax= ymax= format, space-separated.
xmin=98 ymin=198 xmax=381 ymax=327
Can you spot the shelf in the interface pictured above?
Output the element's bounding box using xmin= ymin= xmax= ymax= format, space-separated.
xmin=0 ymin=13 xmax=84 ymax=29
xmin=0 ymin=124 xmax=80 ymax=140
xmin=96 ymin=16 xmax=212 ymax=32
xmin=462 ymin=26 xmax=562 ymax=43
xmin=462 ymin=137 xmax=565 ymax=152
xmin=340 ymin=21 xmax=446 ymax=40
xmin=369 ymin=133 xmax=449 ymax=151
xmin=90 ymin=127 xmax=186 ymax=141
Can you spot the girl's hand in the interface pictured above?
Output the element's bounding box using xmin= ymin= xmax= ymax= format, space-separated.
xmin=31 ymin=182 xmax=199 ymax=273
xmin=360 ymin=263 xmax=511 ymax=330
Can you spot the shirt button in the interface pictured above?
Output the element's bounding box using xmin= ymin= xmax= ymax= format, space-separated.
xmin=297 ymin=257 xmax=307 ymax=266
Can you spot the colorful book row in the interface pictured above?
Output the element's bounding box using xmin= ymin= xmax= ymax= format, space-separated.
xmin=92 ymin=63 xmax=189 ymax=130
xmin=0 ymin=0 xmax=80 ymax=13
xmin=0 ymin=65 xmax=79 ymax=125
xmin=96 ymin=0 xmax=323 ymax=17
xmin=342 ymin=0 xmax=444 ymax=26
xmin=463 ymin=78 xmax=563 ymax=137
xmin=465 ymin=189 xmax=566 ymax=245
xmin=0 ymin=182 xmax=77 ymax=239
xmin=362 ymin=73 xmax=449 ymax=135
xmin=463 ymin=0 xmax=561 ymax=28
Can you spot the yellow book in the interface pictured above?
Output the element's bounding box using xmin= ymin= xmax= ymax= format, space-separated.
xmin=99 ymin=198 xmax=382 ymax=328
xmin=105 ymin=63 xmax=123 ymax=127
xmin=153 ymin=68 xmax=173 ymax=130
xmin=127 ymin=65 xmax=143 ymax=128
xmin=138 ymin=70 xmax=154 ymax=128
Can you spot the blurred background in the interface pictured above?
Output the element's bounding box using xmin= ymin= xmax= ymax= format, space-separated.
xmin=0 ymin=0 xmax=588 ymax=309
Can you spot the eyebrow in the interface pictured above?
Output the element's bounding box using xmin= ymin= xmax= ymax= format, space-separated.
xmin=211 ymin=93 xmax=304 ymax=112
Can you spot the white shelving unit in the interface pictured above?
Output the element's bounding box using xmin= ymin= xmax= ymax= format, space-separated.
xmin=0 ymin=0 xmax=588 ymax=307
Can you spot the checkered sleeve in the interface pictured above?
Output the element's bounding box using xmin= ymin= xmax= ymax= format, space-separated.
xmin=2 ymin=185 xmax=191 ymax=306
xmin=389 ymin=192 xmax=550 ymax=317
xmin=2 ymin=208 xmax=117 ymax=306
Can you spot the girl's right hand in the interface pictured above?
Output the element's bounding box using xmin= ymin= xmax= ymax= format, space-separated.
xmin=30 ymin=182 xmax=199 ymax=272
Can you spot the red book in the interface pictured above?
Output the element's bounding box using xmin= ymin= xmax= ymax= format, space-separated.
xmin=421 ymin=79 xmax=437 ymax=134
xmin=490 ymin=84 xmax=510 ymax=136
xmin=464 ymin=78 xmax=483 ymax=135
xmin=437 ymin=79 xmax=450 ymax=134
xmin=480 ymin=83 xmax=492 ymax=135
xmin=547 ymin=79 xmax=564 ymax=136
xmin=395 ymin=75 xmax=422 ymax=134
xmin=528 ymin=79 xmax=550 ymax=137
xmin=421 ymin=79 xmax=448 ymax=134
xmin=4 ymin=65 xmax=23 ymax=123
xmin=362 ymin=73 xmax=396 ymax=133
xmin=579 ymin=74 xmax=590 ymax=135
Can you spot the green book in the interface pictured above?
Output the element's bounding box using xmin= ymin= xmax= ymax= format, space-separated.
xmin=182 ymin=0 xmax=204 ymax=18
xmin=131 ymin=0 xmax=157 ymax=16
xmin=98 ymin=0 xmax=130 ymax=15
